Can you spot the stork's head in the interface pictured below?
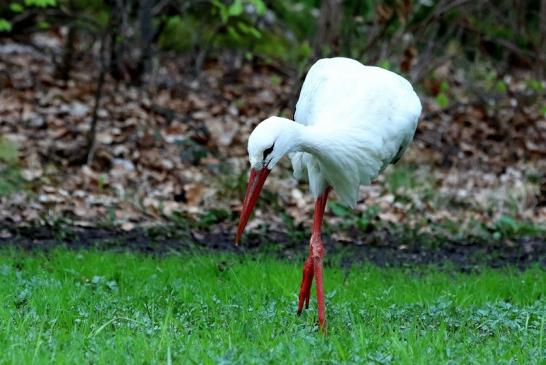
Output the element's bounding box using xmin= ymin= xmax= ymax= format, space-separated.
xmin=236 ymin=116 xmax=302 ymax=244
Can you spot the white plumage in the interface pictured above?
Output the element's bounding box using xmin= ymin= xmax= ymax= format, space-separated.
xmin=247 ymin=57 xmax=421 ymax=206
xmin=237 ymin=57 xmax=422 ymax=331
xmin=291 ymin=58 xmax=421 ymax=205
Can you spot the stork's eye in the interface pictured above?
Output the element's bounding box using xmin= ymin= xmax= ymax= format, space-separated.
xmin=263 ymin=145 xmax=274 ymax=160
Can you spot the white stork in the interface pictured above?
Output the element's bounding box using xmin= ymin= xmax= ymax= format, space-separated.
xmin=236 ymin=57 xmax=422 ymax=332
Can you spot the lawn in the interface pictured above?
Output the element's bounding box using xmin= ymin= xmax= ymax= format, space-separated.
xmin=0 ymin=249 xmax=544 ymax=364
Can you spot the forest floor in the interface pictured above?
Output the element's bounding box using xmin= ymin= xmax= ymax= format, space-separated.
xmin=1 ymin=32 xmax=545 ymax=263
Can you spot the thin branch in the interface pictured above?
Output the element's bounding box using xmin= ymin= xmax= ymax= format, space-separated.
xmin=85 ymin=29 xmax=109 ymax=165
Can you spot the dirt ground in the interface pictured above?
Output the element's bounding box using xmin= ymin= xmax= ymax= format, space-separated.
xmin=1 ymin=224 xmax=544 ymax=271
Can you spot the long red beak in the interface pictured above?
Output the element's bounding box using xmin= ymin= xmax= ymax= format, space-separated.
xmin=236 ymin=167 xmax=271 ymax=244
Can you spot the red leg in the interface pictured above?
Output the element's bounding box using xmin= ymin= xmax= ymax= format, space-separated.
xmin=296 ymin=187 xmax=331 ymax=333
xmin=312 ymin=236 xmax=326 ymax=332
xmin=297 ymin=255 xmax=313 ymax=314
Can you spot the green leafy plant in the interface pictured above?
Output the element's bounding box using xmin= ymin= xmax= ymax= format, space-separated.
xmin=386 ymin=165 xmax=418 ymax=193
xmin=435 ymin=81 xmax=450 ymax=108
xmin=354 ymin=205 xmax=380 ymax=231
xmin=526 ymin=79 xmax=545 ymax=92
xmin=24 ymin=0 xmax=57 ymax=7
xmin=0 ymin=19 xmax=12 ymax=32
xmin=492 ymin=215 xmax=546 ymax=239
xmin=200 ymin=208 xmax=231 ymax=227
xmin=213 ymin=0 xmax=266 ymax=23
xmin=0 ymin=0 xmax=59 ymax=33
xmin=9 ymin=2 xmax=24 ymax=12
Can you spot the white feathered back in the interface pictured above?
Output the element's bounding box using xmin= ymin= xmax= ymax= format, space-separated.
xmin=290 ymin=57 xmax=421 ymax=206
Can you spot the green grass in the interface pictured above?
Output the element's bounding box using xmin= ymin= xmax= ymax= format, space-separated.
xmin=0 ymin=249 xmax=545 ymax=364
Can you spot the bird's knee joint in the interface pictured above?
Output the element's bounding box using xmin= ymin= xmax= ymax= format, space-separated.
xmin=310 ymin=246 xmax=324 ymax=259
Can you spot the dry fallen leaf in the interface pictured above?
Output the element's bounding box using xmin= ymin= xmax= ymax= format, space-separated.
xmin=0 ymin=34 xmax=544 ymax=234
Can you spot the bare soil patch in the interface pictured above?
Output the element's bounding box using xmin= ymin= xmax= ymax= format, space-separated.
xmin=1 ymin=225 xmax=544 ymax=270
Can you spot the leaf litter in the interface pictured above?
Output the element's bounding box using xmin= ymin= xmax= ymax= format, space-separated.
xmin=0 ymin=33 xmax=545 ymax=250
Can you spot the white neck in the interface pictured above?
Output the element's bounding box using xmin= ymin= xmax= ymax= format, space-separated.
xmin=253 ymin=117 xmax=331 ymax=169
xmin=285 ymin=120 xmax=329 ymax=158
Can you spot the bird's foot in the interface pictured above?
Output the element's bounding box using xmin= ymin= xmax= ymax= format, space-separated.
xmin=313 ymin=255 xmax=326 ymax=334
xmin=297 ymin=255 xmax=314 ymax=314
xmin=297 ymin=238 xmax=327 ymax=334
xmin=310 ymin=235 xmax=326 ymax=333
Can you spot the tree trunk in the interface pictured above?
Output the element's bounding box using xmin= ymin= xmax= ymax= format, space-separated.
xmin=86 ymin=27 xmax=109 ymax=164
xmin=55 ymin=0 xmax=76 ymax=82
xmin=58 ymin=23 xmax=76 ymax=82
xmin=135 ymin=0 xmax=156 ymax=85
xmin=538 ymin=0 xmax=546 ymax=80
xmin=313 ymin=0 xmax=341 ymax=60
